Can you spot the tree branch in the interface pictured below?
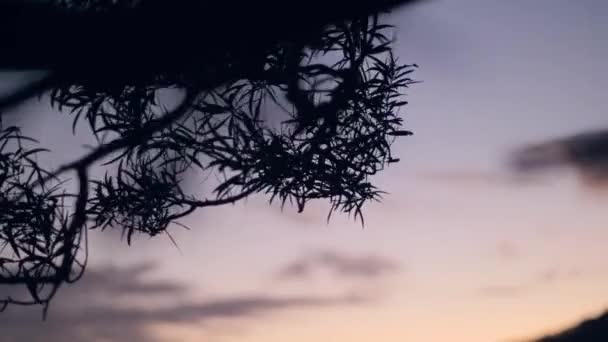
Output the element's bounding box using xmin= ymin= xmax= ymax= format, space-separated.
xmin=0 ymin=73 xmax=58 ymax=114
xmin=181 ymin=185 xmax=260 ymax=209
xmin=23 ymin=90 xmax=197 ymax=194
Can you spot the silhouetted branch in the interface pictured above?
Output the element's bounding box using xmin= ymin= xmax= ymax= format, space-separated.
xmin=1 ymin=0 xmax=419 ymax=313
xmin=181 ymin=186 xmax=260 ymax=209
xmin=25 ymin=90 xmax=197 ymax=192
xmin=0 ymin=73 xmax=58 ymax=114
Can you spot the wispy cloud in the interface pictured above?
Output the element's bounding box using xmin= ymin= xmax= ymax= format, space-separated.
xmin=415 ymin=169 xmax=511 ymax=186
xmin=0 ymin=262 xmax=372 ymax=342
xmin=477 ymin=267 xmax=584 ymax=298
xmin=276 ymin=250 xmax=400 ymax=280
xmin=413 ymin=168 xmax=545 ymax=189
xmin=66 ymin=262 xmax=187 ymax=298
xmin=495 ymin=240 xmax=520 ymax=261
xmin=478 ymin=285 xmax=525 ymax=298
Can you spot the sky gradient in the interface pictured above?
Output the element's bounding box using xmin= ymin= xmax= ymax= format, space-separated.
xmin=3 ymin=0 xmax=608 ymax=341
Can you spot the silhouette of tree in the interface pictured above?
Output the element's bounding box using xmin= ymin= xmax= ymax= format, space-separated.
xmin=0 ymin=0 xmax=419 ymax=314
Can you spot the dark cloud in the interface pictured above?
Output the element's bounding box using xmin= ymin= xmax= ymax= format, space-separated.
xmin=67 ymin=262 xmax=187 ymax=298
xmin=1 ymin=261 xmax=187 ymax=309
xmin=532 ymin=310 xmax=608 ymax=342
xmin=277 ymin=250 xmax=400 ymax=280
xmin=0 ymin=262 xmax=372 ymax=342
xmin=510 ymin=129 xmax=608 ymax=185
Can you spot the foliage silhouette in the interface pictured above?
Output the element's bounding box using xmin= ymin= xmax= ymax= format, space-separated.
xmin=0 ymin=0 xmax=418 ymax=314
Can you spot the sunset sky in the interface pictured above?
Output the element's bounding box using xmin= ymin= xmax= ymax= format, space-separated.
xmin=3 ymin=0 xmax=608 ymax=341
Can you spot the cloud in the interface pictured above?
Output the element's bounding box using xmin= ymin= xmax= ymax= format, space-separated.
xmin=536 ymin=269 xmax=558 ymax=284
xmin=412 ymin=167 xmax=548 ymax=189
xmin=277 ymin=250 xmax=400 ymax=280
xmin=531 ymin=268 xmax=583 ymax=286
xmin=477 ymin=267 xmax=584 ymax=298
xmin=67 ymin=262 xmax=187 ymax=298
xmin=415 ymin=169 xmax=511 ymax=186
xmin=531 ymin=310 xmax=608 ymax=341
xmin=477 ymin=285 xmax=524 ymax=298
xmin=1 ymin=261 xmax=188 ymax=310
xmin=0 ymin=261 xmax=372 ymax=342
xmin=495 ymin=240 xmax=520 ymax=261
xmin=509 ymin=129 xmax=608 ymax=185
